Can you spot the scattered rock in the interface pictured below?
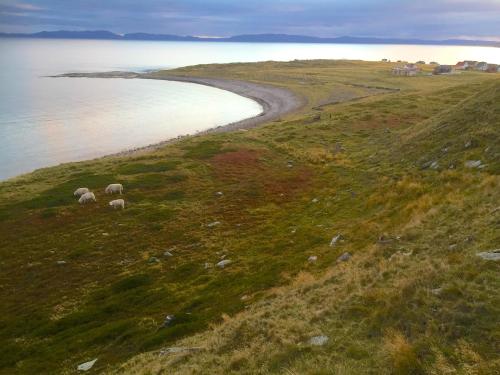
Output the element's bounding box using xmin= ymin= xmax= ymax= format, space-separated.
xmin=215 ymin=191 xmax=224 ymax=197
xmin=448 ymin=244 xmax=458 ymax=250
xmin=56 ymin=260 xmax=67 ymax=265
xmin=464 ymin=139 xmax=475 ymax=149
xmin=206 ymin=221 xmax=221 ymax=228
xmin=430 ymin=288 xmax=442 ymax=296
xmin=378 ymin=235 xmax=394 ymax=244
xmin=430 ymin=161 xmax=439 ymax=170
xmin=333 ymin=142 xmax=345 ymax=153
xmin=158 ymin=347 xmax=204 ymax=356
xmin=204 ymin=262 xmax=213 ymax=269
xmin=476 ymin=250 xmax=500 ymax=261
xmin=309 ymin=335 xmax=329 ymax=346
xmin=337 ymin=252 xmax=352 ymax=262
xmin=148 ymin=257 xmax=160 ymax=264
xmin=465 ymin=235 xmax=475 ymax=243
xmin=465 ymin=160 xmax=482 ymax=169
xmin=163 ymin=250 xmax=174 ymax=257
xmin=308 ymin=255 xmax=318 ymax=262
xmin=330 ymin=234 xmax=343 ymax=247
xmin=77 ymin=358 xmax=97 ymax=371
xmin=241 ymin=295 xmax=250 ymax=301
xmin=162 ymin=315 xmax=175 ymax=327
xmin=102 ymin=232 xmax=109 ymax=236
xmin=216 ymin=259 xmax=232 ymax=268
xmin=312 ymin=198 xmax=319 ymax=203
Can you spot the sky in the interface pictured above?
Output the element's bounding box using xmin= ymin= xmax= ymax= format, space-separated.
xmin=0 ymin=0 xmax=499 ymax=40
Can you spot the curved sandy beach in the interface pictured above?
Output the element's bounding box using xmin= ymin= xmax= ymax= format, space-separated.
xmin=57 ymin=71 xmax=305 ymax=155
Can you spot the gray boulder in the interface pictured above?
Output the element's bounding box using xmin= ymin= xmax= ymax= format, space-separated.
xmin=216 ymin=259 xmax=232 ymax=268
xmin=476 ymin=250 xmax=500 ymax=261
xmin=309 ymin=335 xmax=329 ymax=346
xmin=337 ymin=252 xmax=352 ymax=262
xmin=77 ymin=358 xmax=97 ymax=371
xmin=465 ymin=160 xmax=482 ymax=168
xmin=330 ymin=234 xmax=343 ymax=247
xmin=148 ymin=257 xmax=160 ymax=264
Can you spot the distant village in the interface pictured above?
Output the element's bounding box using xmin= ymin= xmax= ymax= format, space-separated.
xmin=384 ymin=59 xmax=500 ymax=76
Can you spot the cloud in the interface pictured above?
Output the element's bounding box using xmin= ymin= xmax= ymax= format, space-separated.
xmin=1 ymin=1 xmax=44 ymax=11
xmin=0 ymin=0 xmax=499 ymax=39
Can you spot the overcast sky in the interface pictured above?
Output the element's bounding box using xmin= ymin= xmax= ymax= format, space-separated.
xmin=1 ymin=0 xmax=499 ymax=40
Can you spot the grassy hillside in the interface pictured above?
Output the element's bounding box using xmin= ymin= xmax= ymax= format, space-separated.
xmin=0 ymin=60 xmax=498 ymax=374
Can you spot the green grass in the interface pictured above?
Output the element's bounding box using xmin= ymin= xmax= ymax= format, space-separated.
xmin=0 ymin=60 xmax=498 ymax=374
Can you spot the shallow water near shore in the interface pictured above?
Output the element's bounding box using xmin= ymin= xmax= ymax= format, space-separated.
xmin=1 ymin=38 xmax=499 ymax=180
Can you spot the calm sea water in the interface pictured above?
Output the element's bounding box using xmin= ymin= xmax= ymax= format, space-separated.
xmin=1 ymin=38 xmax=499 ymax=180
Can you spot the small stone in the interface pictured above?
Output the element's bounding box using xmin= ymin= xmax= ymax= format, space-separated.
xmin=448 ymin=244 xmax=458 ymax=250
xmin=159 ymin=347 xmax=203 ymax=356
xmin=431 ymin=288 xmax=442 ymax=296
xmin=330 ymin=234 xmax=343 ymax=247
xmin=102 ymin=232 xmax=109 ymax=236
xmin=162 ymin=315 xmax=175 ymax=327
xmin=312 ymin=198 xmax=319 ymax=203
xmin=204 ymin=262 xmax=213 ymax=269
xmin=163 ymin=251 xmax=173 ymax=257
xmin=337 ymin=252 xmax=352 ymax=262
xmin=241 ymin=295 xmax=250 ymax=301
xmin=215 ymin=192 xmax=224 ymax=197
xmin=56 ymin=260 xmax=67 ymax=265
xmin=77 ymin=358 xmax=97 ymax=371
xmin=148 ymin=257 xmax=160 ymax=264
xmin=216 ymin=259 xmax=232 ymax=268
xmin=308 ymin=255 xmax=318 ymax=262
xmin=309 ymin=335 xmax=329 ymax=346
xmin=476 ymin=250 xmax=500 ymax=261
xmin=206 ymin=221 xmax=221 ymax=227
xmin=465 ymin=160 xmax=482 ymax=168
xmin=430 ymin=161 xmax=439 ymax=170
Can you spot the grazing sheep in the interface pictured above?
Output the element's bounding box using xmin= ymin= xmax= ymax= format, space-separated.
xmin=105 ymin=183 xmax=123 ymax=195
xmin=73 ymin=187 xmax=89 ymax=197
xmin=78 ymin=192 xmax=96 ymax=204
xmin=109 ymin=199 xmax=125 ymax=210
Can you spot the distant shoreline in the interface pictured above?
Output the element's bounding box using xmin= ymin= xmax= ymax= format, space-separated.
xmin=1 ymin=31 xmax=498 ymax=48
xmin=53 ymin=71 xmax=305 ymax=157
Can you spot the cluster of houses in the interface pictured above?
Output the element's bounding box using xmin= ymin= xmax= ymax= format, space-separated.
xmin=453 ymin=60 xmax=499 ymax=72
xmin=388 ymin=59 xmax=500 ymax=76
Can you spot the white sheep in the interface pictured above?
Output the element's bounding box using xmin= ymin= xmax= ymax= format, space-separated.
xmin=78 ymin=192 xmax=96 ymax=204
xmin=109 ymin=199 xmax=125 ymax=210
xmin=105 ymin=183 xmax=123 ymax=195
xmin=73 ymin=187 xmax=89 ymax=197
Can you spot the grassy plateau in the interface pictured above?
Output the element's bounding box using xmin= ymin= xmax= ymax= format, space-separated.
xmin=0 ymin=60 xmax=499 ymax=374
